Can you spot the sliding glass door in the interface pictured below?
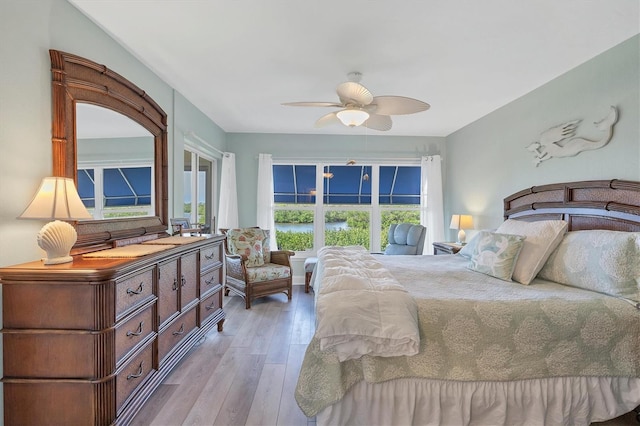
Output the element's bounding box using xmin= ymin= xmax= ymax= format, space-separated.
xmin=183 ymin=149 xmax=217 ymax=232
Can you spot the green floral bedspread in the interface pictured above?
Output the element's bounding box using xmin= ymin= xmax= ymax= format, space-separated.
xmin=295 ymin=254 xmax=640 ymax=417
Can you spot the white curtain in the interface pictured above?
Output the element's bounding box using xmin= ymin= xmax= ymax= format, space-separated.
xmin=256 ymin=153 xmax=278 ymax=250
xmin=421 ymin=155 xmax=445 ymax=254
xmin=217 ymin=152 xmax=238 ymax=231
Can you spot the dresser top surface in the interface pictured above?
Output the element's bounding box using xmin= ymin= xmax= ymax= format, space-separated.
xmin=0 ymin=234 xmax=224 ymax=282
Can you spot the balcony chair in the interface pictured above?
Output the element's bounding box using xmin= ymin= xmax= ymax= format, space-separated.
xmin=221 ymin=227 xmax=293 ymax=309
xmin=384 ymin=223 xmax=426 ymax=255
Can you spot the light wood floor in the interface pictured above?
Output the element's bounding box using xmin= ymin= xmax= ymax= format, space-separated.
xmin=131 ymin=285 xmax=638 ymax=426
xmin=131 ymin=285 xmax=315 ymax=426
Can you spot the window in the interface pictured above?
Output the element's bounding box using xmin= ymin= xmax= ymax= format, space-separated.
xmin=273 ymin=165 xmax=316 ymax=251
xmin=78 ymin=165 xmax=154 ymax=219
xmin=183 ymin=149 xmax=217 ymax=232
xmin=379 ymin=166 xmax=421 ymax=249
xmin=323 ymin=165 xmax=371 ymax=249
xmin=273 ymin=162 xmax=421 ymax=253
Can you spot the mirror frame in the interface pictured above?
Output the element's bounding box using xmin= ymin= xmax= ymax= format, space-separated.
xmin=50 ymin=50 xmax=168 ymax=252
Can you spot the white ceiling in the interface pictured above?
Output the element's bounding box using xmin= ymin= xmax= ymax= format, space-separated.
xmin=69 ymin=0 xmax=639 ymax=137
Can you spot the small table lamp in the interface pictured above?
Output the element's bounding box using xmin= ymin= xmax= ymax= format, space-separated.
xmin=450 ymin=214 xmax=474 ymax=245
xmin=19 ymin=177 xmax=93 ymax=264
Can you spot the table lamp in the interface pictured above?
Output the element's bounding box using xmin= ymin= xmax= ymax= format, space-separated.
xmin=18 ymin=177 xmax=93 ymax=264
xmin=449 ymin=214 xmax=474 ymax=244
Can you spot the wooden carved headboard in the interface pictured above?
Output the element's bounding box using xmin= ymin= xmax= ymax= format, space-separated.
xmin=504 ymin=179 xmax=640 ymax=232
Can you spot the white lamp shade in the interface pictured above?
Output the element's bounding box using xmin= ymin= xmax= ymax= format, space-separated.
xmin=449 ymin=214 xmax=473 ymax=244
xmin=449 ymin=214 xmax=473 ymax=230
xmin=19 ymin=177 xmax=93 ymax=220
xmin=336 ymin=109 xmax=370 ymax=127
xmin=449 ymin=214 xmax=460 ymax=229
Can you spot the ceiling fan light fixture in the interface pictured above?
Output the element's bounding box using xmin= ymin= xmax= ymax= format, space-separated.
xmin=336 ymin=109 xmax=369 ymax=127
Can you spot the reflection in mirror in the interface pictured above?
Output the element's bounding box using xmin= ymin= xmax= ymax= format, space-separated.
xmin=50 ymin=49 xmax=168 ymax=251
xmin=76 ymin=104 xmax=155 ymax=219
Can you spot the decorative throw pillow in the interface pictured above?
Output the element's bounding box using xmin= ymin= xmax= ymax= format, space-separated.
xmin=458 ymin=232 xmax=479 ymax=259
xmin=495 ymin=219 xmax=568 ymax=285
xmin=538 ymin=230 xmax=640 ymax=304
xmin=226 ymin=228 xmax=265 ymax=267
xmin=468 ymin=231 xmax=526 ymax=281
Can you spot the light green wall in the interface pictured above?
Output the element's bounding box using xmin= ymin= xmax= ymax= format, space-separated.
xmin=172 ymin=91 xmax=227 ymax=218
xmin=227 ymin=133 xmax=446 ymax=226
xmin=445 ymin=35 xmax=640 ymax=240
xmin=78 ymin=136 xmax=154 ymax=164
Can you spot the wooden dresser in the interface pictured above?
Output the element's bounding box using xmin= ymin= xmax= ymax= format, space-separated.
xmin=0 ymin=234 xmax=225 ymax=425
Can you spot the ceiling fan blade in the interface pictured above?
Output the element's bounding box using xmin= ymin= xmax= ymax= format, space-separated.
xmin=336 ymin=82 xmax=373 ymax=106
xmin=371 ymin=96 xmax=430 ymax=115
xmin=363 ymin=114 xmax=392 ymax=131
xmin=282 ymin=102 xmax=342 ymax=107
xmin=315 ymin=111 xmax=341 ymax=128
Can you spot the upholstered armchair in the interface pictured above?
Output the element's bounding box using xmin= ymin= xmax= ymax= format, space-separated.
xmin=221 ymin=227 xmax=294 ymax=309
xmin=384 ymin=223 xmax=426 ymax=255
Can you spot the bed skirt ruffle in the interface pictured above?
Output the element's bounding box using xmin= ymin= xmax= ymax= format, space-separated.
xmin=316 ymin=376 xmax=640 ymax=426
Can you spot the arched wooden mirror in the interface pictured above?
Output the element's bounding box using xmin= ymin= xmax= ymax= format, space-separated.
xmin=50 ymin=50 xmax=168 ymax=252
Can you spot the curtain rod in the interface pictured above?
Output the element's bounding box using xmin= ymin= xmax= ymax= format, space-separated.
xmin=182 ymin=131 xmax=226 ymax=156
xmin=270 ymin=156 xmax=436 ymax=163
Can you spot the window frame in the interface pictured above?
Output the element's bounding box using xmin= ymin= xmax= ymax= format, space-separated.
xmin=78 ymin=162 xmax=155 ymax=219
xmin=183 ymin=146 xmax=218 ymax=231
xmin=273 ymin=159 xmax=421 ymax=254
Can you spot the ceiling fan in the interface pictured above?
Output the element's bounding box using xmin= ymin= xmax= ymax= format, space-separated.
xmin=282 ymin=72 xmax=430 ymax=131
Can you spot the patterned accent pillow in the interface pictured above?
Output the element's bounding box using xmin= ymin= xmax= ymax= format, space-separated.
xmin=495 ymin=219 xmax=568 ymax=285
xmin=538 ymin=230 xmax=640 ymax=304
xmin=468 ymin=231 xmax=526 ymax=281
xmin=226 ymin=228 xmax=266 ymax=267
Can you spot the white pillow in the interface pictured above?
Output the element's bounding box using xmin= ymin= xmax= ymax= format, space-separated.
xmin=538 ymin=230 xmax=640 ymax=304
xmin=495 ymin=219 xmax=568 ymax=285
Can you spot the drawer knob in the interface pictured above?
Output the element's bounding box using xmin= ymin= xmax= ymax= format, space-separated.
xmin=172 ymin=278 xmax=178 ymax=291
xmin=172 ymin=323 xmax=185 ymax=336
xmin=126 ymin=321 xmax=144 ymax=337
xmin=205 ymin=251 xmax=215 ymax=260
xmin=127 ymin=361 xmax=144 ymax=380
xmin=181 ymin=275 xmax=186 ymax=287
xmin=205 ymin=276 xmax=216 ymax=286
xmin=206 ymin=301 xmax=217 ymax=311
xmin=126 ymin=282 xmax=144 ymax=295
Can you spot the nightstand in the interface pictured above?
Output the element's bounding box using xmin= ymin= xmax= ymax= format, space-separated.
xmin=432 ymin=242 xmax=463 ymax=255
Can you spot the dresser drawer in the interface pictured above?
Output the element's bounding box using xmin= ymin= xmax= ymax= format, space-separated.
xmin=200 ymin=267 xmax=223 ymax=297
xmin=180 ymin=251 xmax=198 ymax=309
xmin=115 ymin=303 xmax=155 ymax=364
xmin=158 ymin=258 xmax=179 ymax=327
xmin=200 ymin=243 xmax=222 ymax=270
xmin=200 ymin=289 xmax=222 ymax=326
xmin=158 ymin=308 xmax=197 ymax=365
xmin=116 ymin=268 xmax=154 ymax=320
xmin=3 ymin=329 xmax=113 ymax=378
xmin=116 ymin=341 xmax=155 ymax=413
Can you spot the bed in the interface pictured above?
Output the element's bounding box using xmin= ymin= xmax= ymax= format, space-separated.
xmin=295 ymin=179 xmax=640 ymax=426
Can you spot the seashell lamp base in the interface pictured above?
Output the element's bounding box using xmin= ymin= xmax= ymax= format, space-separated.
xmin=36 ymin=220 xmax=78 ymax=265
